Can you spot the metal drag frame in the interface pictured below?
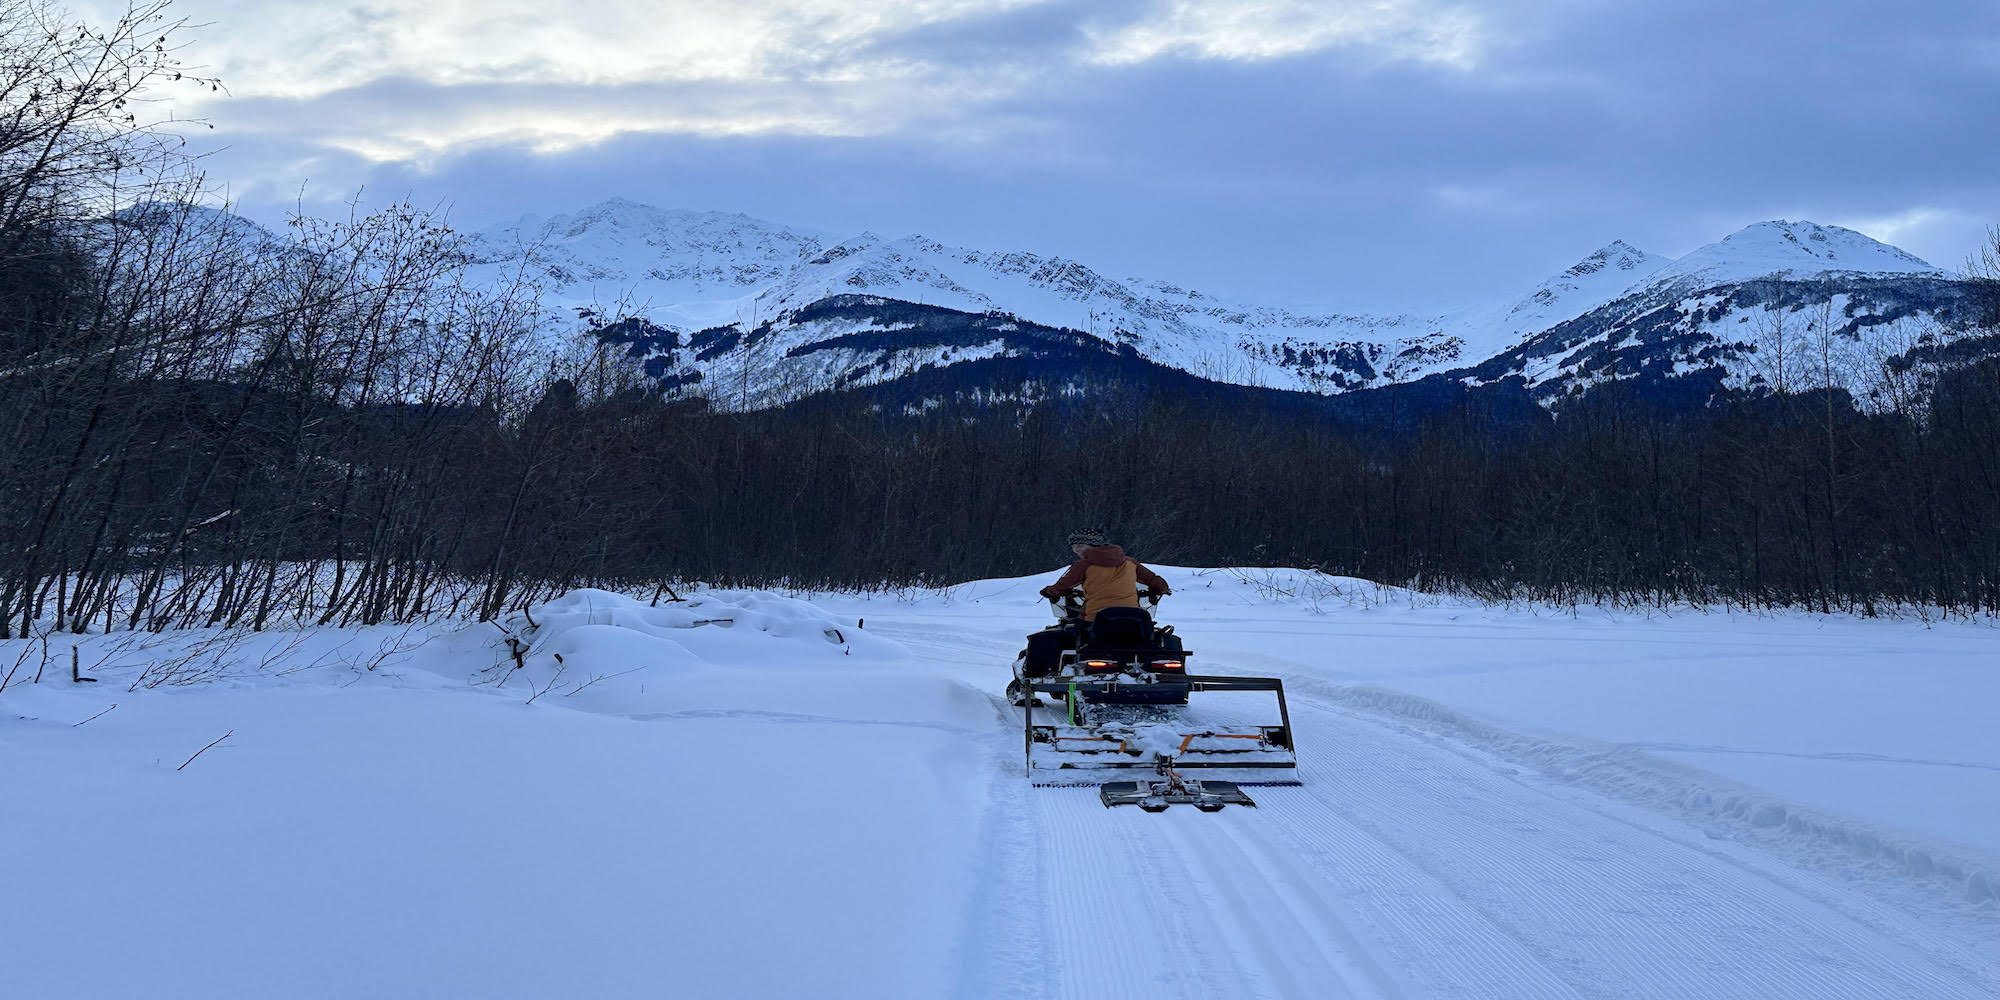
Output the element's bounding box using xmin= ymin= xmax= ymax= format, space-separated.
xmin=1022 ymin=672 xmax=1297 ymax=776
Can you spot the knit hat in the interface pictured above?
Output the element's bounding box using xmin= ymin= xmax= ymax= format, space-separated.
xmin=1066 ymin=527 xmax=1107 ymax=547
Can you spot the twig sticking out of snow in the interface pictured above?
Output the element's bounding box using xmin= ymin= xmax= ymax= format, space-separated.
xmin=124 ymin=630 xmax=256 ymax=691
xmin=564 ymin=665 xmax=647 ymax=697
xmin=71 ymin=703 xmax=116 ymax=727
xmin=177 ymin=730 xmax=234 ymax=771
xmin=1 ymin=627 xmax=54 ymax=691
xmin=524 ymin=654 xmax=566 ymax=705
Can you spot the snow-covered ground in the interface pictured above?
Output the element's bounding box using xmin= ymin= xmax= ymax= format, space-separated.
xmin=5 ymin=571 xmax=1997 ymax=998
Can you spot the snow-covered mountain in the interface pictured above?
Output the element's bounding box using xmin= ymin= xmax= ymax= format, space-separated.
xmin=471 ymin=199 xmax=833 ymax=331
xmin=468 ymin=204 xmax=1446 ymax=394
xmin=463 ymin=203 xmax=1991 ymax=410
xmin=1649 ymin=220 xmax=1947 ymax=288
xmin=1458 ymin=222 xmax=1981 ymax=408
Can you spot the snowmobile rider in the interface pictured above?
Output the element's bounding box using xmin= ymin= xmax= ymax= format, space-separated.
xmin=1011 ymin=529 xmax=1173 ymax=704
xmin=1038 ymin=528 xmax=1171 ymax=621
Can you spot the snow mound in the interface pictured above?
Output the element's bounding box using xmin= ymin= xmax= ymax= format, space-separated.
xmin=481 ymin=588 xmax=915 ymax=715
xmin=519 ymin=587 xmax=895 ymax=657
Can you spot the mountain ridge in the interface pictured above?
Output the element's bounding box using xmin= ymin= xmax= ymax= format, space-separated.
xmin=456 ymin=198 xmax=1994 ymax=411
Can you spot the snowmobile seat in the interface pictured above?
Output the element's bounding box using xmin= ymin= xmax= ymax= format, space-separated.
xmin=1086 ymin=606 xmax=1154 ymax=649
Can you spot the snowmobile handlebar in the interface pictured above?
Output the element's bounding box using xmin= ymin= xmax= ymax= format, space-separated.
xmin=1044 ymin=588 xmax=1164 ymax=613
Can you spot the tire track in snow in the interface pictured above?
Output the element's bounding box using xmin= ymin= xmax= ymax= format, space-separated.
xmin=1296 ymin=685 xmax=2000 ymax=965
xmin=1278 ymin=697 xmax=2000 ymax=999
xmin=1280 ymin=680 xmax=2000 ymax=919
xmin=1622 ymin=740 xmax=2000 ymax=772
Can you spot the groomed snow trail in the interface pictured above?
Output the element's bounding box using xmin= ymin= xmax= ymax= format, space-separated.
xmin=11 ymin=581 xmax=1995 ymax=998
xmin=868 ymin=616 xmax=2000 ymax=1000
xmin=1270 ymin=700 xmax=1994 ymax=999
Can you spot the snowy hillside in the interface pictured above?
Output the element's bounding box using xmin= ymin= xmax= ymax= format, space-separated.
xmin=1651 ymin=220 xmax=1949 ymax=288
xmin=1415 ymin=239 xmax=1674 ymax=373
xmin=471 ymin=199 xmax=833 ymax=331
xmin=467 ymin=204 xmax=1448 ymax=398
xmin=1432 ymin=221 xmax=1975 ymax=405
xmin=6 ymin=574 xmax=1998 ymax=997
xmin=461 ymin=200 xmax=1991 ymax=410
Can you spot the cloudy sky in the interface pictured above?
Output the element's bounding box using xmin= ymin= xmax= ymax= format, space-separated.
xmin=117 ymin=0 xmax=2000 ymax=310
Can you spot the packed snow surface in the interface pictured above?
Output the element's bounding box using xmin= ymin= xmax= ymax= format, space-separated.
xmin=6 ymin=572 xmax=1998 ymax=998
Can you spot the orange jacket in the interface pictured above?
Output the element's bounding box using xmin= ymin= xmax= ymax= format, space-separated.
xmin=1040 ymin=545 xmax=1169 ymax=620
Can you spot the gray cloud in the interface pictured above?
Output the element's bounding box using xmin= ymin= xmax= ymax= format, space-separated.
xmin=183 ymin=0 xmax=2000 ymax=309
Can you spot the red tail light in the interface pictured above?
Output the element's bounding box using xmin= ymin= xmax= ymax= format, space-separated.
xmin=1147 ymin=660 xmax=1184 ymax=672
xmin=1082 ymin=659 xmax=1118 ymax=672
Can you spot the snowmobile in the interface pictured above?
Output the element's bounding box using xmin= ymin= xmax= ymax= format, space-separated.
xmin=1013 ymin=589 xmax=1297 ymax=808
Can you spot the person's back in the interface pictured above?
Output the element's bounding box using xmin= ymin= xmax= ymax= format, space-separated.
xmin=1068 ymin=543 xmax=1144 ymax=620
xmin=1038 ymin=529 xmax=1170 ymax=621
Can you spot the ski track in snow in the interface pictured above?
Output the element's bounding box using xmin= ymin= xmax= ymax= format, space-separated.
xmin=1619 ymin=741 xmax=2000 ymax=772
xmin=890 ymin=623 xmax=2000 ymax=999
xmin=1277 ymin=700 xmax=1995 ymax=999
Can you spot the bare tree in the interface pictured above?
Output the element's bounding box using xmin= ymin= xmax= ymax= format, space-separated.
xmin=1749 ymin=270 xmax=1795 ymax=394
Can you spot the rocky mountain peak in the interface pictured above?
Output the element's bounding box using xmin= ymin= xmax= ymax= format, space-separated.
xmin=1562 ymin=239 xmax=1656 ymax=277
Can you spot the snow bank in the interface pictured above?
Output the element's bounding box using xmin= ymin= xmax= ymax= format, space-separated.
xmin=509 ymin=586 xmax=897 ymax=663
xmin=462 ymin=587 xmax=918 ymax=715
xmin=1 ymin=587 xmax=998 ymax=1000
